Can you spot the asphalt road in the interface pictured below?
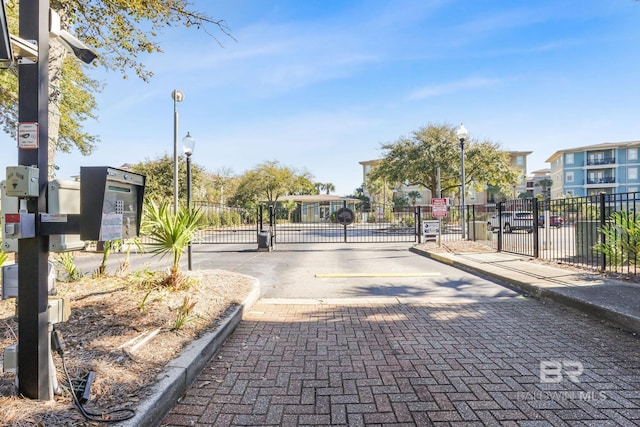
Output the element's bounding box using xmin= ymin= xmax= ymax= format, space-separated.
xmin=69 ymin=242 xmax=519 ymax=301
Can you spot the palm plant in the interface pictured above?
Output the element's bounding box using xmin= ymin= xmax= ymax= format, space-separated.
xmin=142 ymin=200 xmax=202 ymax=288
xmin=595 ymin=211 xmax=640 ymax=266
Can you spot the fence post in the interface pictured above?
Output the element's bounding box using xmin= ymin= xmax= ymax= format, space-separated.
xmin=470 ymin=205 xmax=476 ymax=241
xmin=268 ymin=204 xmax=275 ymax=247
xmin=343 ymin=200 xmax=348 ymax=243
xmin=416 ymin=206 xmax=422 ymax=243
xmin=497 ymin=202 xmax=503 ymax=252
xmin=533 ymin=198 xmax=539 ymax=258
xmin=599 ymin=192 xmax=607 ymax=272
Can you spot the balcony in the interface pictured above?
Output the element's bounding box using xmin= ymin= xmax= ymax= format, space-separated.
xmin=587 ymin=177 xmax=616 ymax=184
xmin=586 ymin=157 xmax=615 ymax=166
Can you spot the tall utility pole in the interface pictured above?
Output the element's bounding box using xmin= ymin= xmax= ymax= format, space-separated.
xmin=18 ymin=0 xmax=52 ymax=400
xmin=456 ymin=124 xmax=468 ymax=240
xmin=171 ymin=89 xmax=184 ymax=214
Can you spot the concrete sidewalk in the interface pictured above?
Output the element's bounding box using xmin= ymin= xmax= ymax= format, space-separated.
xmin=411 ymin=247 xmax=640 ymax=335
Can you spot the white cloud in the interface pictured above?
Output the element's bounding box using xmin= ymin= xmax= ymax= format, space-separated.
xmin=408 ymin=77 xmax=502 ymax=100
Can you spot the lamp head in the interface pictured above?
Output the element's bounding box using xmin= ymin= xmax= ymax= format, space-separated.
xmin=456 ymin=124 xmax=468 ymax=141
xmin=182 ymin=132 xmax=196 ymax=156
xmin=172 ymin=89 xmax=184 ymax=102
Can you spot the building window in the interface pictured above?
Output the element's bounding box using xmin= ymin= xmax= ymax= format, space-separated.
xmin=629 ymin=187 xmax=638 ymax=193
xmin=516 ymin=156 xmax=523 ymax=166
xmin=566 ymin=153 xmax=574 ymax=165
xmin=566 ymin=172 xmax=574 ymax=183
xmin=629 ymin=168 xmax=638 ymax=181
xmin=629 ymin=148 xmax=638 ymax=161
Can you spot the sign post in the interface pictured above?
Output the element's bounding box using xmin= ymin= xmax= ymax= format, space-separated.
xmin=17 ymin=0 xmax=52 ymax=400
xmin=431 ymin=198 xmax=448 ymax=246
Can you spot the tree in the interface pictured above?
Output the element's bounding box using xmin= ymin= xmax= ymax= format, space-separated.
xmin=346 ymin=186 xmax=370 ymax=211
xmin=407 ymin=190 xmax=422 ymax=206
xmin=535 ymin=178 xmax=553 ymax=201
xmin=369 ymin=123 xmax=520 ymax=202
xmin=313 ymin=182 xmax=335 ymax=195
xmin=208 ymin=167 xmax=238 ymax=205
xmin=364 ymin=175 xmax=394 ymax=213
xmin=230 ymin=160 xmax=315 ymax=207
xmin=1 ymin=1 xmax=232 ymax=177
xmin=130 ymin=154 xmax=206 ymax=204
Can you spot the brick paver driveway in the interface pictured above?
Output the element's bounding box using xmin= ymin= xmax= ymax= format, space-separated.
xmin=164 ymin=297 xmax=640 ymax=426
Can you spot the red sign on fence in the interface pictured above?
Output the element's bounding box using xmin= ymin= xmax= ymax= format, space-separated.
xmin=431 ymin=198 xmax=447 ymax=218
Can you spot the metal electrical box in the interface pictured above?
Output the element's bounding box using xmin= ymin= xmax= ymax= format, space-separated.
xmin=5 ymin=166 xmax=39 ymax=197
xmin=1 ymin=180 xmax=19 ymax=252
xmin=80 ymin=167 xmax=145 ymax=241
xmin=2 ymin=262 xmax=56 ymax=299
xmin=47 ymin=179 xmax=85 ymax=252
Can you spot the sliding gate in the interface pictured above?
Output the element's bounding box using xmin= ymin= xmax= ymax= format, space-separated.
xmin=192 ymin=202 xmax=419 ymax=244
xmin=266 ymin=205 xmax=419 ymax=244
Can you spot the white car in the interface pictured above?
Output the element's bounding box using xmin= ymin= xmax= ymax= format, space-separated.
xmin=488 ymin=211 xmax=534 ymax=233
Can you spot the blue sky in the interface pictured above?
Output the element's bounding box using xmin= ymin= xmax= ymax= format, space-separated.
xmin=3 ymin=0 xmax=640 ymax=196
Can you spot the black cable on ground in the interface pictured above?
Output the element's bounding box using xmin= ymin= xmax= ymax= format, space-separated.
xmin=52 ymin=328 xmax=136 ymax=423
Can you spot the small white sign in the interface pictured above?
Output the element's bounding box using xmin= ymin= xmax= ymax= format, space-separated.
xmin=423 ymin=220 xmax=440 ymax=237
xmin=18 ymin=122 xmax=38 ymax=149
xmin=41 ymin=214 xmax=67 ymax=223
xmin=99 ymin=213 xmax=123 ymax=241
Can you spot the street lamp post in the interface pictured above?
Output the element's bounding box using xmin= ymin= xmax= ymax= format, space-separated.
xmin=456 ymin=124 xmax=468 ymax=240
xmin=171 ymin=89 xmax=184 ymax=214
xmin=182 ymin=132 xmax=196 ymax=271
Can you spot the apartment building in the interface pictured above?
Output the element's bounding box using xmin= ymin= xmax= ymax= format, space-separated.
xmin=546 ymin=141 xmax=640 ymax=198
xmin=360 ymin=150 xmax=531 ymax=206
xmin=525 ymin=168 xmax=552 ymax=198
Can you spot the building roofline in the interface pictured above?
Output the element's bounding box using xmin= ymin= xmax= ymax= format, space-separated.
xmin=546 ymin=140 xmax=640 ymax=162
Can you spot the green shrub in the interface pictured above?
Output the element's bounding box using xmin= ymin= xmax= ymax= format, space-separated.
xmin=55 ymin=252 xmax=83 ymax=282
xmin=595 ymin=211 xmax=640 ymax=266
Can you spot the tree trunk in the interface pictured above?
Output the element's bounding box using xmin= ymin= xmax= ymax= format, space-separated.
xmin=46 ymin=38 xmax=66 ymax=179
xmin=45 ymin=6 xmax=71 ymax=180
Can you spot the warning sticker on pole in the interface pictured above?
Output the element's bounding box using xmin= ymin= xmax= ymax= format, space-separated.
xmin=18 ymin=122 xmax=38 ymax=149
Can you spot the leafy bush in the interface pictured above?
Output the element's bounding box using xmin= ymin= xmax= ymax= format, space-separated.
xmin=404 ymin=216 xmax=415 ymax=228
xmin=595 ymin=211 xmax=640 ymax=266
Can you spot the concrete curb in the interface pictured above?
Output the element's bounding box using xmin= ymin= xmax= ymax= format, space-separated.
xmin=411 ymin=247 xmax=640 ymax=334
xmin=410 ymin=247 xmax=539 ymax=294
xmin=119 ymin=277 xmax=261 ymax=427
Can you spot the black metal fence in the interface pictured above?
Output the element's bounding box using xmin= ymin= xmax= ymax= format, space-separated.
xmin=419 ymin=193 xmax=640 ymax=275
xmin=182 ymin=201 xmax=419 ymax=244
xmin=271 ymin=203 xmax=418 ymax=244
xmin=193 ymin=202 xmax=258 ymax=244
xmin=538 ymin=192 xmax=640 ymax=274
xmin=140 ymin=193 xmax=640 ymax=275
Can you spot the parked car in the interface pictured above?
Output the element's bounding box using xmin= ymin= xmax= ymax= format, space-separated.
xmin=488 ymin=211 xmax=534 ymax=233
xmin=538 ymin=215 xmax=564 ymax=228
